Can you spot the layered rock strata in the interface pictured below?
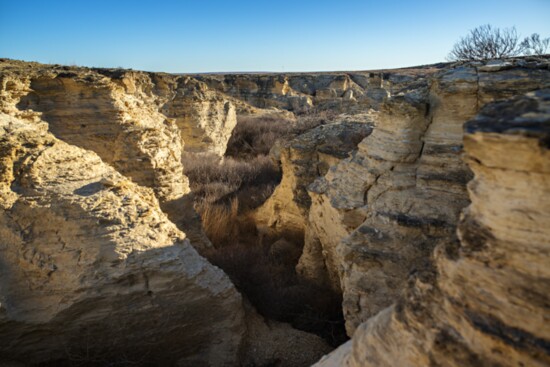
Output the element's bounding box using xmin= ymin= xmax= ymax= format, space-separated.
xmin=1 ymin=60 xmax=240 ymax=249
xmin=195 ymin=66 xmax=444 ymax=113
xmin=0 ymin=113 xmax=245 ymax=365
xmin=0 ymin=60 xmax=335 ymax=366
xmin=314 ymin=88 xmax=550 ymax=367
xmin=296 ymin=62 xmax=550 ymax=334
xmin=255 ymin=120 xmax=373 ymax=239
xmin=0 ymin=60 xmax=238 ymax=201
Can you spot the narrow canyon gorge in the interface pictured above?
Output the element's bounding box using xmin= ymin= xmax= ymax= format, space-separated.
xmin=0 ymin=57 xmax=549 ymax=366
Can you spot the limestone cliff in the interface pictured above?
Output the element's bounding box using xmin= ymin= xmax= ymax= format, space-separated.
xmin=254 ymin=119 xmax=373 ymax=239
xmin=0 ymin=60 xmax=337 ymax=366
xmin=195 ymin=66 xmax=443 ymax=113
xmin=296 ymin=60 xmax=550 ymax=334
xmin=0 ymin=113 xmax=245 ymax=365
xmin=1 ymin=59 xmax=241 ymax=249
xmin=2 ymin=57 xmax=549 ymax=366
xmin=0 ymin=60 xmax=238 ymax=201
xmin=314 ymin=88 xmax=550 ymax=367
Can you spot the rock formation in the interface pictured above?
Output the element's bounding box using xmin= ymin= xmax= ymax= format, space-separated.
xmin=314 ymin=88 xmax=550 ymax=367
xmin=0 ymin=113 xmax=245 ymax=365
xmin=0 ymin=60 xmax=332 ymax=366
xmin=195 ymin=66 xmax=444 ymax=113
xmin=1 ymin=60 xmax=241 ymax=250
xmin=296 ymin=61 xmax=550 ymax=334
xmin=1 ymin=56 xmax=549 ymax=366
xmin=255 ymin=119 xmax=373 ymax=239
xmin=0 ymin=60 xmax=238 ymax=200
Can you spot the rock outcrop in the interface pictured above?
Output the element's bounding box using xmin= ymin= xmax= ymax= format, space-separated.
xmin=0 ymin=60 xmax=238 ymax=201
xmin=1 ymin=60 xmax=241 ymax=250
xmin=255 ymin=119 xmax=373 ymax=239
xmin=195 ymin=66 xmax=444 ymax=113
xmin=0 ymin=60 xmax=335 ymax=367
xmin=314 ymin=88 xmax=550 ymax=367
xmin=0 ymin=113 xmax=245 ymax=365
xmin=2 ymin=57 xmax=549 ymax=366
xmin=296 ymin=61 xmax=550 ymax=334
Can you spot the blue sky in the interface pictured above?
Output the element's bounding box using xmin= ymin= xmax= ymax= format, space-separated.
xmin=1 ymin=0 xmax=549 ymax=72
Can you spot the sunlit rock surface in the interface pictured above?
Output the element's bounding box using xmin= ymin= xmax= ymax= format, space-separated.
xmin=255 ymin=120 xmax=373 ymax=239
xmin=0 ymin=113 xmax=245 ymax=365
xmin=296 ymin=61 xmax=550 ymax=334
xmin=314 ymin=89 xmax=550 ymax=367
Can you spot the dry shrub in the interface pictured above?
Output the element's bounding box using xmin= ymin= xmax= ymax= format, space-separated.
xmin=226 ymin=110 xmax=336 ymax=159
xmin=184 ymin=110 xmax=347 ymax=346
xmin=184 ymin=153 xmax=280 ymax=205
xmin=184 ymin=152 xmax=279 ymax=247
xmin=196 ymin=198 xmax=240 ymax=247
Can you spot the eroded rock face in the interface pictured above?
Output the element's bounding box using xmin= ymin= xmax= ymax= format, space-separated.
xmin=314 ymin=88 xmax=550 ymax=367
xmin=254 ymin=120 xmax=373 ymax=239
xmin=155 ymin=74 xmax=237 ymax=156
xmin=297 ymin=62 xmax=550 ymax=334
xmin=0 ymin=60 xmax=238 ymax=202
xmin=0 ymin=113 xmax=245 ymax=365
xmin=195 ymin=66 xmax=444 ymax=113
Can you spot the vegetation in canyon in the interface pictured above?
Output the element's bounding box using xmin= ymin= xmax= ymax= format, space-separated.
xmin=184 ymin=110 xmax=348 ymax=346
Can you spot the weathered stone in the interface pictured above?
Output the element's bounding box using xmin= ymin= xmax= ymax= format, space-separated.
xmin=297 ymin=63 xmax=550 ymax=334
xmin=254 ymin=121 xmax=372 ymax=239
xmin=195 ymin=66 xmax=444 ymax=113
xmin=313 ymin=89 xmax=550 ymax=367
xmin=0 ymin=113 xmax=245 ymax=365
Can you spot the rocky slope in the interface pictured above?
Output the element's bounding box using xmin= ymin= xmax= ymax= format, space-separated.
xmin=314 ymin=88 xmax=550 ymax=367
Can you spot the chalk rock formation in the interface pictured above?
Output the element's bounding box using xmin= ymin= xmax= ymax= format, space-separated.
xmin=0 ymin=113 xmax=245 ymax=365
xmin=314 ymin=88 xmax=550 ymax=367
xmin=0 ymin=60 xmax=238 ymax=201
xmin=255 ymin=120 xmax=373 ymax=238
xmin=155 ymin=74 xmax=237 ymax=156
xmin=297 ymin=62 xmax=550 ymax=334
xmin=196 ymin=66 xmax=443 ymax=113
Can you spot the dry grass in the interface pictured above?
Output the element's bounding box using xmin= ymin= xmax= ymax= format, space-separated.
xmin=184 ymin=152 xmax=279 ymax=247
xmin=226 ymin=110 xmax=336 ymax=159
xmin=183 ymin=110 xmax=347 ymax=346
xmin=197 ymin=197 xmax=240 ymax=247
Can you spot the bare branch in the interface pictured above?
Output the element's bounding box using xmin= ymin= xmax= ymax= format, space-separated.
xmin=521 ymin=33 xmax=550 ymax=56
xmin=447 ymin=24 xmax=524 ymax=61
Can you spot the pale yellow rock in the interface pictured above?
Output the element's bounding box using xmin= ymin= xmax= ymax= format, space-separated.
xmin=299 ymin=63 xmax=550 ymax=335
xmin=0 ymin=113 xmax=245 ymax=365
xmin=254 ymin=121 xmax=372 ymax=239
xmin=313 ymin=89 xmax=550 ymax=367
xmin=195 ymin=66 xmax=444 ymax=113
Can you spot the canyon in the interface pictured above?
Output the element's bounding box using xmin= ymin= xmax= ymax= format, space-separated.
xmin=0 ymin=57 xmax=549 ymax=366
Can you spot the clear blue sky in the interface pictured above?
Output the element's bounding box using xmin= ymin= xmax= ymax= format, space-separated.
xmin=1 ymin=0 xmax=549 ymax=72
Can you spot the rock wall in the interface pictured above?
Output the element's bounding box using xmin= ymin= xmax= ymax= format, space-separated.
xmin=0 ymin=113 xmax=245 ymax=365
xmin=0 ymin=60 xmax=238 ymax=201
xmin=0 ymin=60 xmax=333 ymax=366
xmin=314 ymin=88 xmax=550 ymax=367
xmin=254 ymin=120 xmax=373 ymax=239
xmin=2 ymin=57 xmax=549 ymax=366
xmin=296 ymin=61 xmax=550 ymax=334
xmin=195 ymin=65 xmax=443 ymax=113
